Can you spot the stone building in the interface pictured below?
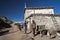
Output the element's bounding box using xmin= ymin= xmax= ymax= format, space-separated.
xmin=24 ymin=7 xmax=60 ymax=31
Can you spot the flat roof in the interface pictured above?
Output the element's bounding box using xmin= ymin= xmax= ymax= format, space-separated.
xmin=24 ymin=6 xmax=53 ymax=10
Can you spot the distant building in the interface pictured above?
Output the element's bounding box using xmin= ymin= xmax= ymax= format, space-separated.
xmin=24 ymin=7 xmax=60 ymax=30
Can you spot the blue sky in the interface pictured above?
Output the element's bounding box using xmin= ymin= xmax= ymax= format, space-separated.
xmin=0 ymin=0 xmax=60 ymax=22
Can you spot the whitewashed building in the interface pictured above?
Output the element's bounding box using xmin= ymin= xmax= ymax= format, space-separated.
xmin=24 ymin=7 xmax=60 ymax=31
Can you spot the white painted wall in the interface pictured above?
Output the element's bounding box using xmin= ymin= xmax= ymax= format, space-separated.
xmin=35 ymin=9 xmax=54 ymax=14
xmin=25 ymin=9 xmax=54 ymax=18
xmin=25 ymin=9 xmax=33 ymax=18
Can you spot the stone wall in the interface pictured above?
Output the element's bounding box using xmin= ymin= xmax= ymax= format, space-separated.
xmin=54 ymin=17 xmax=60 ymax=30
xmin=31 ymin=15 xmax=60 ymax=30
xmin=33 ymin=16 xmax=53 ymax=29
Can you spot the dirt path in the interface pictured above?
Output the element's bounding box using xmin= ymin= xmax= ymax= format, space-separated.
xmin=0 ymin=30 xmax=60 ymax=40
xmin=0 ymin=23 xmax=60 ymax=40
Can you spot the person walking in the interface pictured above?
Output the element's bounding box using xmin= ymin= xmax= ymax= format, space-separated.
xmin=24 ymin=21 xmax=27 ymax=34
xmin=31 ymin=20 xmax=36 ymax=37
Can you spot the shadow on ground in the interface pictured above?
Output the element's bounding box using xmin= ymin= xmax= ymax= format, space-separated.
xmin=0 ymin=30 xmax=9 ymax=36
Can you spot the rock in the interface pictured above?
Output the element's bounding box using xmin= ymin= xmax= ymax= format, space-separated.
xmin=48 ymin=28 xmax=56 ymax=38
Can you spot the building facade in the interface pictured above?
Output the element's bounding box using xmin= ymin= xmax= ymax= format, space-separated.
xmin=24 ymin=7 xmax=60 ymax=31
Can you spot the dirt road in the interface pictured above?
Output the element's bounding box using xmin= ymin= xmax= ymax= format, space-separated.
xmin=0 ymin=23 xmax=60 ymax=40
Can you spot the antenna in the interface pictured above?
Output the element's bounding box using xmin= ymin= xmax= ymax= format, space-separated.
xmin=25 ymin=3 xmax=26 ymax=8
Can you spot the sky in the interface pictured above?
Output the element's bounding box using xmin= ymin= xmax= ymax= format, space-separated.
xmin=0 ymin=0 xmax=60 ymax=22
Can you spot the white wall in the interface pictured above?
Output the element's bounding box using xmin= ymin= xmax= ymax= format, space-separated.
xmin=25 ymin=9 xmax=33 ymax=18
xmin=35 ymin=9 xmax=54 ymax=14
xmin=25 ymin=8 xmax=54 ymax=18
